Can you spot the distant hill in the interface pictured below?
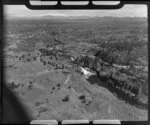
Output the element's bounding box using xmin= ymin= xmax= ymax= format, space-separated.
xmin=5 ymin=14 xmax=147 ymax=21
xmin=42 ymin=15 xmax=93 ymax=19
xmin=41 ymin=15 xmax=147 ymax=21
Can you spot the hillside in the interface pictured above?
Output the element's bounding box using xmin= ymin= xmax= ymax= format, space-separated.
xmin=4 ymin=17 xmax=148 ymax=121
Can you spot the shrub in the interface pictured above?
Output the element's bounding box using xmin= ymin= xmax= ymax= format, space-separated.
xmin=62 ymin=95 xmax=69 ymax=102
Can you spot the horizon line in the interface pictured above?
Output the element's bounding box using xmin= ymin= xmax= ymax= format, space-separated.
xmin=5 ymin=15 xmax=147 ymax=19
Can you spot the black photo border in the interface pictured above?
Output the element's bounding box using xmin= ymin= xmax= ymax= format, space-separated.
xmin=1 ymin=0 xmax=150 ymax=125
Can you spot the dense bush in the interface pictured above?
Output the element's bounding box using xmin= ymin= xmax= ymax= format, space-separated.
xmin=94 ymin=39 xmax=146 ymax=66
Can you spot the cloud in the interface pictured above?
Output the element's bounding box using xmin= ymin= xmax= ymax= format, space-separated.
xmin=4 ymin=5 xmax=147 ymax=18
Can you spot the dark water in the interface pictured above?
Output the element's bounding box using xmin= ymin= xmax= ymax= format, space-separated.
xmin=87 ymin=75 xmax=148 ymax=109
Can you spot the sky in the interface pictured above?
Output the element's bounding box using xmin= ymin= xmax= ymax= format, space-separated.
xmin=4 ymin=4 xmax=147 ymax=18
